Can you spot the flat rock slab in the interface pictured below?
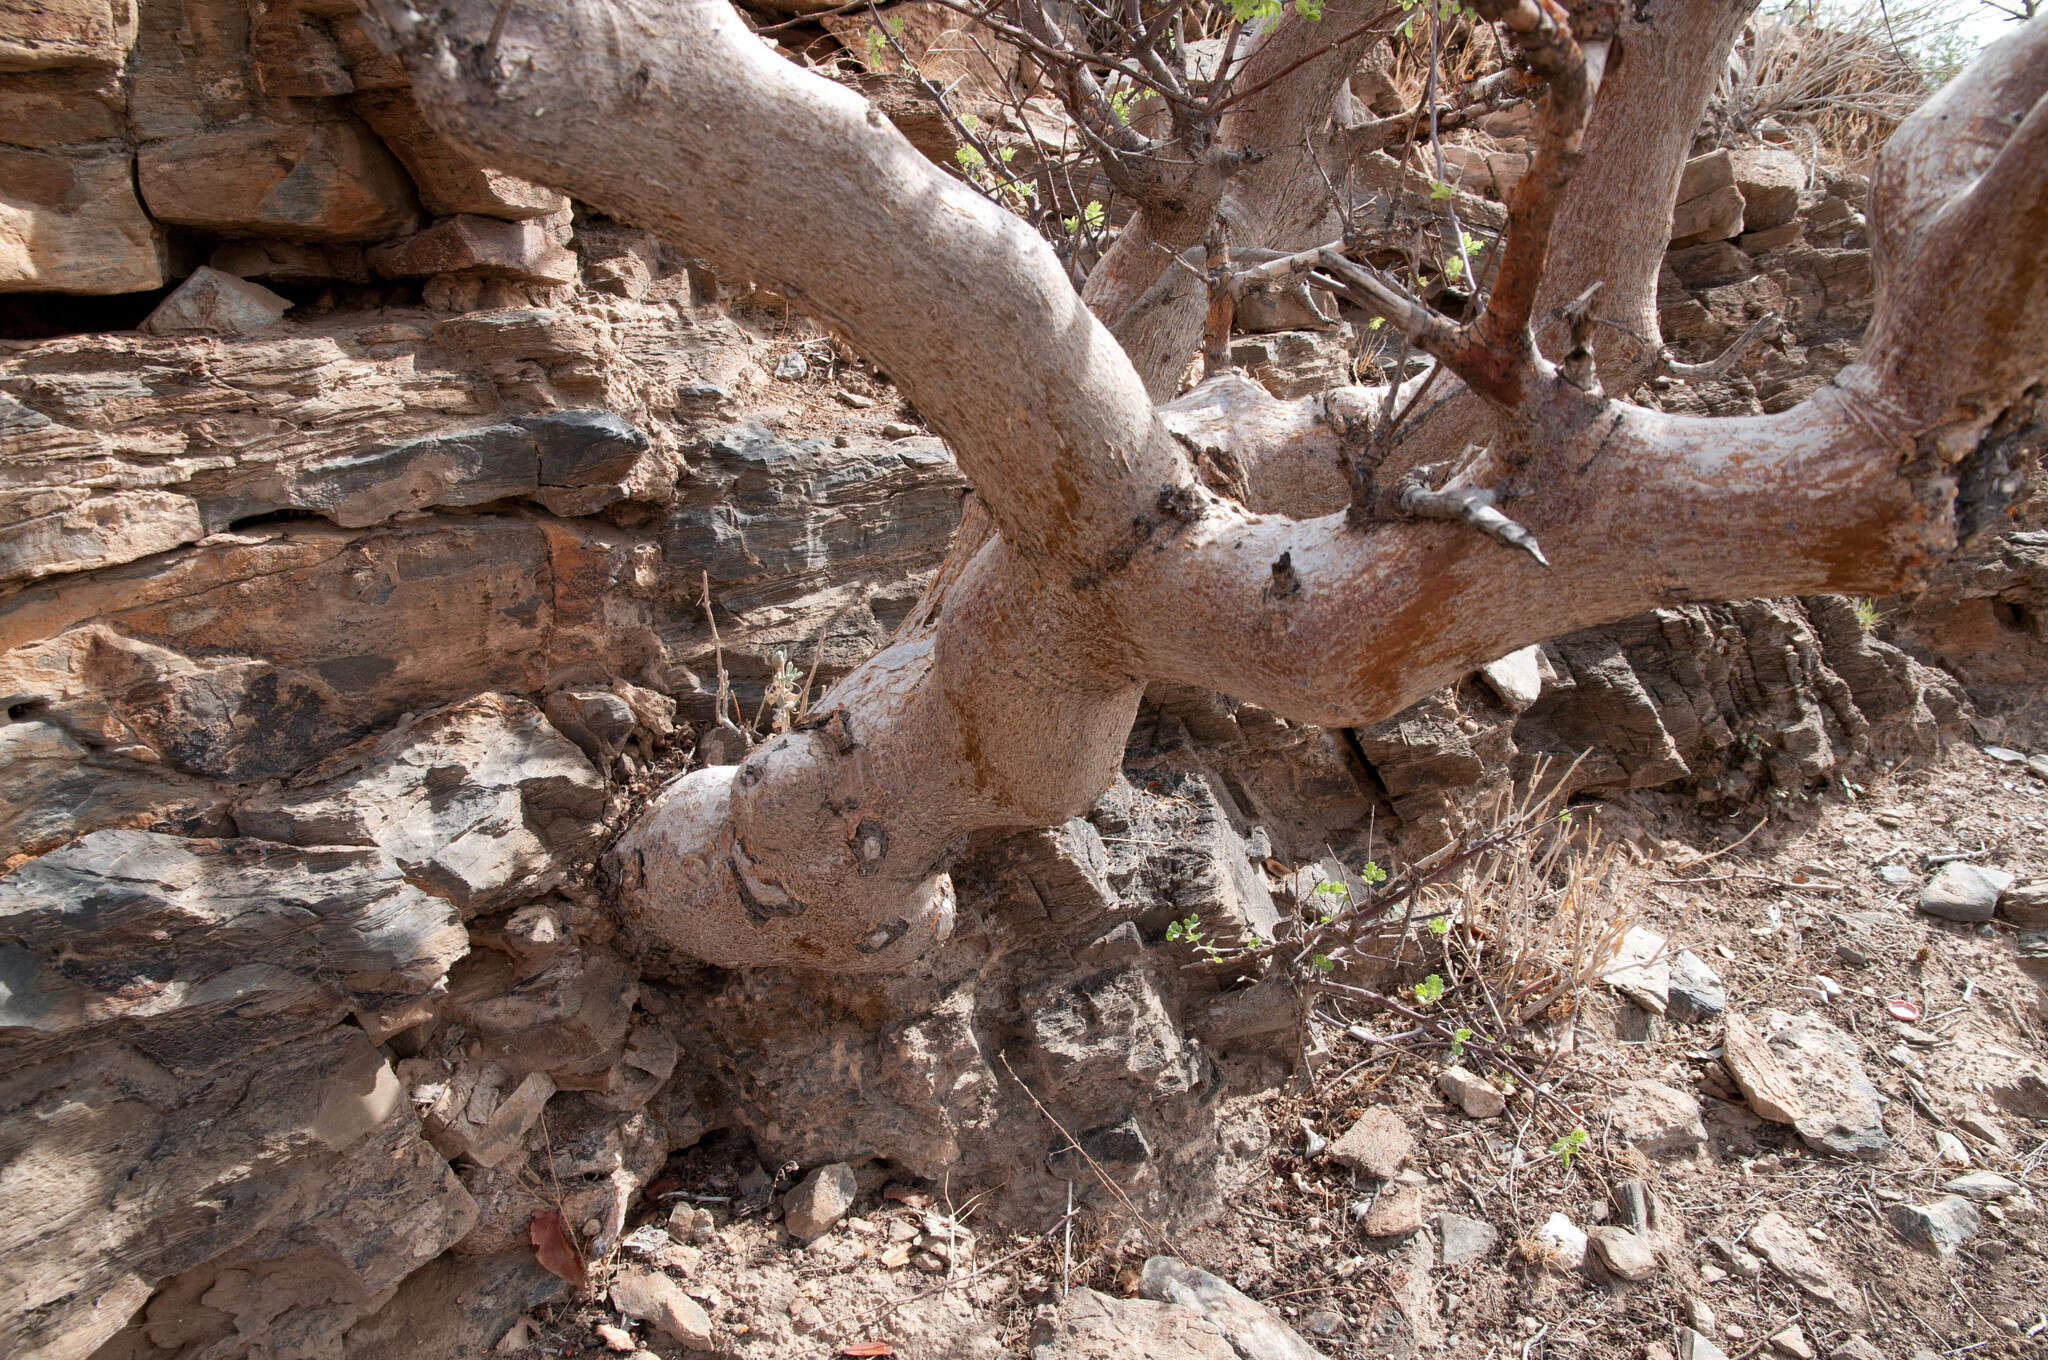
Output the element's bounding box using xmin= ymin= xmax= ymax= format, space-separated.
xmin=1747 ymin=1211 xmax=1857 ymax=1312
xmin=1721 ymin=1014 xmax=1804 ymax=1125
xmin=1769 ymin=1014 xmax=1890 ymax=1160
xmin=1888 ymin=1197 xmax=1980 ymax=1256
xmin=1031 ymin=1288 xmax=1236 ymax=1360
xmin=1589 ymin=1227 xmax=1658 ymax=1281
xmin=1608 ymin=1079 xmax=1708 ymax=1158
xmin=1919 ymin=863 xmax=2014 ymax=922
xmin=1330 ymin=1106 xmax=1414 ymax=1179
xmin=1436 ymin=1213 xmax=1498 ymax=1266
xmin=1138 ymin=1258 xmax=1331 ymax=1360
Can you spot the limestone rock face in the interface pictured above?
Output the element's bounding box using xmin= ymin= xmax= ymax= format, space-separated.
xmin=138 ymin=119 xmax=420 ymax=242
xmin=236 ymin=693 xmax=608 ymax=915
xmin=0 ymin=0 xmax=135 ymax=70
xmin=0 ymin=830 xmax=476 ymax=1360
xmin=0 ymin=147 xmax=166 ymax=293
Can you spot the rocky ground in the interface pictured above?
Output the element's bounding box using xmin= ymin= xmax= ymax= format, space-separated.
xmin=7 ymin=4 xmax=2048 ymax=1359
xmin=443 ymin=747 xmax=2048 ymax=1360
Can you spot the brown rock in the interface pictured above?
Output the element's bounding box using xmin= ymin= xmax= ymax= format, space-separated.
xmin=1031 ymin=1288 xmax=1236 ymax=1360
xmin=138 ymin=119 xmax=420 ymax=243
xmin=1362 ymin=1183 xmax=1427 ymax=1238
xmin=610 ymin=1267 xmax=714 ymax=1351
xmin=415 ymin=1063 xmax=558 ymax=1167
xmin=1676 ymin=150 xmax=1735 ymax=201
xmin=0 ymin=0 xmax=134 ymax=69
xmin=367 ymin=214 xmax=580 ymax=285
xmin=1588 ymin=1227 xmax=1658 ymax=1281
xmin=0 ymin=490 xmax=202 ymax=584
xmin=1730 ymin=146 xmax=1805 ymax=232
xmin=1438 ymin=1064 xmax=1507 ymax=1118
xmin=783 ymin=1163 xmax=859 ymax=1240
xmin=1739 ymin=221 xmax=1804 ymax=253
xmin=0 ymin=147 xmax=167 ymax=293
xmin=1330 ymin=1106 xmax=1415 ymax=1179
xmin=1608 ymin=1079 xmax=1708 ymax=1157
xmin=1746 ymin=1211 xmax=1855 ymax=1310
xmin=352 ymin=88 xmax=570 ymax=220
xmin=247 ymin=0 xmax=356 ymax=97
xmin=141 ymin=266 xmax=294 ymax=336
xmin=210 ymin=238 xmax=372 ymax=284
xmin=1671 ymin=184 xmax=1746 ymax=245
xmin=0 ymin=68 xmax=125 ymax=147
xmin=1720 ymin=1014 xmax=1804 ymax=1125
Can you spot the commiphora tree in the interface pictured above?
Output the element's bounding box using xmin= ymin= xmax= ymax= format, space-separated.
xmin=356 ymin=0 xmax=2045 ymax=972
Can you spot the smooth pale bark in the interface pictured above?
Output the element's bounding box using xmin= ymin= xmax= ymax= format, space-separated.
xmin=357 ymin=0 xmax=2047 ymax=971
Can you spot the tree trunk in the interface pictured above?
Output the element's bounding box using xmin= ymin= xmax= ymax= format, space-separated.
xmin=357 ymin=0 xmax=2048 ymax=972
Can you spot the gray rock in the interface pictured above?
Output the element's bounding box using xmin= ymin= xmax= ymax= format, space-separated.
xmin=610 ymin=1267 xmax=714 ymax=1350
xmin=236 ymin=694 xmax=606 ymax=916
xmin=1680 ymin=1328 xmax=1732 ymax=1360
xmin=1769 ymin=1014 xmax=1890 ymax=1160
xmin=1478 ymin=645 xmax=1544 ymax=711
xmin=772 ymin=352 xmax=809 ymax=380
xmin=783 ymin=1163 xmax=858 ymax=1240
xmin=1435 ymin=1213 xmax=1498 ymax=1266
xmin=1942 ymin=1170 xmax=2020 ymax=1201
xmin=1888 ymin=1197 xmax=1980 ymax=1255
xmin=1031 ymin=1288 xmax=1236 ymax=1360
xmin=1666 ymin=950 xmax=1727 ymax=1023
xmin=1137 ymin=1258 xmax=1331 ymax=1360
xmin=1918 ymin=863 xmax=2014 ymax=922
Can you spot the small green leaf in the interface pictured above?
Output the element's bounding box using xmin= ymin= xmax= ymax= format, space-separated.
xmin=1549 ymin=1128 xmax=1588 ymax=1172
xmin=1450 ymin=1025 xmax=1472 ymax=1058
xmin=1428 ymin=179 xmax=1454 ymax=201
xmin=1313 ymin=953 xmax=1335 ymax=973
xmin=1361 ymin=861 xmax=1387 ymax=885
xmin=1414 ymin=973 xmax=1445 ymax=1005
xmin=1428 ymin=913 xmax=1451 ymax=937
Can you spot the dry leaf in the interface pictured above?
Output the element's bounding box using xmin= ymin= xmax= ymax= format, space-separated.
xmin=529 ymin=1210 xmax=586 ymax=1288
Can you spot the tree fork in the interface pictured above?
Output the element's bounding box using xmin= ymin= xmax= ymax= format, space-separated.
xmin=358 ymin=0 xmax=2048 ymax=972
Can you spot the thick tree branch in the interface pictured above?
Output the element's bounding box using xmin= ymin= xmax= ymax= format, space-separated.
xmin=359 ymin=0 xmax=1196 ymax=582
xmin=360 ymin=1 xmax=2047 ymax=977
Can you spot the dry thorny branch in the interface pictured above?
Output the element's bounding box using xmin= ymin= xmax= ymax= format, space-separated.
xmin=1257 ymin=759 xmax=1635 ymax=1137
